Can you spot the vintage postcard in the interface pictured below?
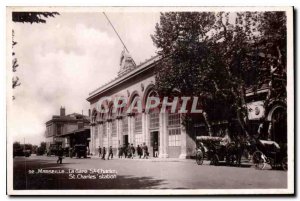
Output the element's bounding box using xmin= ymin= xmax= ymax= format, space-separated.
xmin=6 ymin=6 xmax=294 ymax=195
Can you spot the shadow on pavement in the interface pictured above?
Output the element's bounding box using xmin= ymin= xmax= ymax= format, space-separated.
xmin=13 ymin=159 xmax=166 ymax=190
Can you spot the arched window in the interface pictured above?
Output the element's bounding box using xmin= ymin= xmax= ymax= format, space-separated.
xmin=130 ymin=95 xmax=142 ymax=146
xmin=167 ymin=107 xmax=181 ymax=147
xmin=91 ymin=110 xmax=97 ymax=123
xmin=109 ymin=105 xmax=117 ymax=137
xmin=271 ymin=107 xmax=287 ymax=144
xmin=132 ymin=96 xmax=142 ymax=133
xmin=147 ymin=90 xmax=160 ymax=130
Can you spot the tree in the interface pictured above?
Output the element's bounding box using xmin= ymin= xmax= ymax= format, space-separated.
xmin=11 ymin=12 xmax=59 ymax=99
xmin=151 ymin=12 xmax=286 ymax=140
xmin=12 ymin=12 xmax=59 ymax=24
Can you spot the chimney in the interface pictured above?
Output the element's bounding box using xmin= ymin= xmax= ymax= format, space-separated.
xmin=60 ymin=106 xmax=66 ymax=116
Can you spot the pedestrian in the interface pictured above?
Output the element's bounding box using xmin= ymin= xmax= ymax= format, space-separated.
xmin=153 ymin=142 xmax=159 ymax=158
xmin=118 ymin=145 xmax=123 ymax=158
xmin=108 ymin=146 xmax=113 ymax=160
xmin=102 ymin=147 xmax=106 ymax=160
xmin=127 ymin=145 xmax=132 ymax=158
xmin=130 ymin=144 xmax=135 ymax=159
xmin=124 ymin=144 xmax=128 ymax=158
xmin=98 ymin=146 xmax=102 ymax=157
xmin=86 ymin=146 xmax=90 ymax=156
xmin=142 ymin=142 xmax=149 ymax=159
xmin=137 ymin=145 xmax=142 ymax=158
xmin=57 ymin=146 xmax=63 ymax=164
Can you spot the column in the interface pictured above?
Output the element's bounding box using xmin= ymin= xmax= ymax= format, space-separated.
xmin=179 ymin=123 xmax=187 ymax=159
xmin=119 ymin=119 xmax=124 ymax=146
xmin=107 ymin=122 xmax=111 ymax=147
xmin=142 ymin=112 xmax=147 ymax=145
xmin=162 ymin=113 xmax=168 ymax=158
xmin=116 ymin=118 xmax=121 ymax=155
xmin=90 ymin=125 xmax=95 ymax=155
xmin=128 ymin=116 xmax=132 ymax=145
xmin=99 ymin=124 xmax=103 ymax=147
xmin=131 ymin=116 xmax=135 ymax=145
xmin=144 ymin=113 xmax=149 ymax=146
xmin=159 ymin=112 xmax=164 ymax=158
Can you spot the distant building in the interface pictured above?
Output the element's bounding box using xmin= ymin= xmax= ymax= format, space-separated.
xmin=45 ymin=107 xmax=90 ymax=149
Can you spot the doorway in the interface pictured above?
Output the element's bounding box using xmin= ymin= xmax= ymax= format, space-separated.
xmin=271 ymin=107 xmax=287 ymax=144
xmin=123 ymin=135 xmax=129 ymax=146
xmin=150 ymin=131 xmax=159 ymax=157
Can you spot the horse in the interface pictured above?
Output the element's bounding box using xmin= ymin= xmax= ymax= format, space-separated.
xmin=226 ymin=139 xmax=249 ymax=166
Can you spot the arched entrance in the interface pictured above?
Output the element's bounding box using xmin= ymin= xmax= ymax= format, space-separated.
xmin=268 ymin=106 xmax=287 ymax=144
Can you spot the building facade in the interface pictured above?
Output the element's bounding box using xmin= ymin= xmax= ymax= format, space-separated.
xmin=87 ymin=55 xmax=193 ymax=158
xmin=87 ymin=53 xmax=287 ymax=158
xmin=45 ymin=107 xmax=90 ymax=149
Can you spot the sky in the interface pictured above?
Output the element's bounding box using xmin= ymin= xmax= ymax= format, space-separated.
xmin=10 ymin=12 xmax=160 ymax=145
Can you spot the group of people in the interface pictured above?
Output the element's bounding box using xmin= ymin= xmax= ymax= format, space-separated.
xmin=56 ymin=142 xmax=159 ymax=164
xmin=97 ymin=146 xmax=114 ymax=160
xmin=97 ymin=142 xmax=159 ymax=160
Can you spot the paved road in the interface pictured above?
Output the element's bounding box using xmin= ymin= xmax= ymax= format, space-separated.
xmin=13 ymin=155 xmax=287 ymax=190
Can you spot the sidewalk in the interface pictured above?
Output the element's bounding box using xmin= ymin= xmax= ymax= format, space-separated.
xmin=89 ymin=155 xmax=254 ymax=166
xmin=90 ymin=155 xmax=195 ymax=163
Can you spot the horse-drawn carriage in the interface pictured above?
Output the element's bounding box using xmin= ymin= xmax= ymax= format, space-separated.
xmin=195 ymin=136 xmax=232 ymax=166
xmin=196 ymin=135 xmax=287 ymax=170
xmin=252 ymin=139 xmax=287 ymax=170
xmin=195 ymin=135 xmax=249 ymax=166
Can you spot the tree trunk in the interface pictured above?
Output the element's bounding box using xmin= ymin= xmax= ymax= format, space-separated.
xmin=202 ymin=111 xmax=213 ymax=136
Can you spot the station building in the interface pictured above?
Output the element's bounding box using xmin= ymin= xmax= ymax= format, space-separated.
xmin=87 ymin=51 xmax=287 ymax=158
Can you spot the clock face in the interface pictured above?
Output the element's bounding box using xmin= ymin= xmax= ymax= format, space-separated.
xmin=247 ymin=101 xmax=265 ymax=120
xmin=254 ymin=107 xmax=260 ymax=115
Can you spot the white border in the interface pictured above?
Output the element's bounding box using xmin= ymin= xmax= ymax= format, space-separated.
xmin=5 ymin=6 xmax=294 ymax=196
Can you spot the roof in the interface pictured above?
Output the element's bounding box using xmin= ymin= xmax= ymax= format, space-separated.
xmin=87 ymin=55 xmax=161 ymax=102
xmin=245 ymin=83 xmax=269 ymax=97
xmin=60 ymin=126 xmax=90 ymax=137
xmin=46 ymin=113 xmax=90 ymax=125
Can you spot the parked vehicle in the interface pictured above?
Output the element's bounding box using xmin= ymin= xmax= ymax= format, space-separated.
xmin=195 ymin=135 xmax=249 ymax=166
xmin=195 ymin=136 xmax=227 ymax=166
xmin=73 ymin=144 xmax=87 ymax=158
xmin=47 ymin=143 xmax=59 ymax=156
xmin=252 ymin=139 xmax=287 ymax=170
xmin=13 ymin=148 xmax=31 ymax=157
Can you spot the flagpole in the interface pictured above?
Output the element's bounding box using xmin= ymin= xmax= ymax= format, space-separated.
xmin=102 ymin=12 xmax=136 ymax=66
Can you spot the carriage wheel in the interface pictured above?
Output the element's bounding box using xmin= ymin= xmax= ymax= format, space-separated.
xmin=212 ymin=154 xmax=219 ymax=166
xmin=196 ymin=153 xmax=204 ymax=165
xmin=252 ymin=151 xmax=266 ymax=170
xmin=281 ymin=157 xmax=288 ymax=171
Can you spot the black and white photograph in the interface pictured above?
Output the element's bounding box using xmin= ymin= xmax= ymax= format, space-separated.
xmin=6 ymin=6 xmax=294 ymax=195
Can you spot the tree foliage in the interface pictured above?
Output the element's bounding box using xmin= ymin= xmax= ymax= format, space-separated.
xmin=12 ymin=12 xmax=59 ymax=24
xmin=151 ymin=12 xmax=287 ymax=138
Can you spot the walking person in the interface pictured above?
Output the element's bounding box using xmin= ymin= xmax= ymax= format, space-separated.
xmin=102 ymin=147 xmax=106 ymax=160
xmin=124 ymin=144 xmax=128 ymax=158
xmin=137 ymin=145 xmax=142 ymax=158
xmin=153 ymin=142 xmax=159 ymax=158
xmin=86 ymin=146 xmax=90 ymax=156
xmin=118 ymin=145 xmax=123 ymax=158
xmin=142 ymin=142 xmax=149 ymax=159
xmin=108 ymin=146 xmax=113 ymax=160
xmin=127 ymin=145 xmax=132 ymax=158
xmin=98 ymin=146 xmax=102 ymax=157
xmin=57 ymin=146 xmax=63 ymax=164
xmin=130 ymin=144 xmax=135 ymax=159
